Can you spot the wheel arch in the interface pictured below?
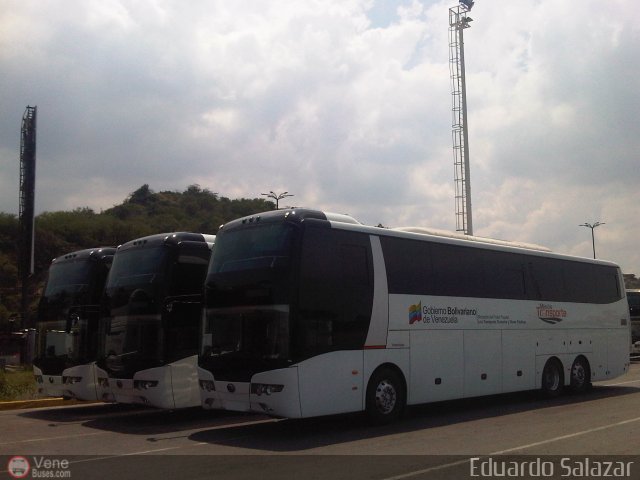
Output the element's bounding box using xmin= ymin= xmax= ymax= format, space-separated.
xmin=363 ymin=349 xmax=411 ymax=407
xmin=367 ymin=362 xmax=408 ymax=393
xmin=364 ymin=362 xmax=408 ymax=424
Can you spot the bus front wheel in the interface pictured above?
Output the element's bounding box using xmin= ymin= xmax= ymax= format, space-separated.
xmin=366 ymin=367 xmax=406 ymax=424
xmin=541 ymin=358 xmax=564 ymax=398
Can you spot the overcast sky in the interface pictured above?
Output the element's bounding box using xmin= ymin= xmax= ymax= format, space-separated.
xmin=1 ymin=0 xmax=639 ymax=274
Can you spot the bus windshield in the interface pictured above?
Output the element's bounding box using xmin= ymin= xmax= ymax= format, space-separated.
xmin=104 ymin=246 xmax=169 ymax=312
xmin=205 ymin=222 xmax=295 ymax=308
xmin=41 ymin=260 xmax=94 ymax=307
xmin=201 ymin=223 xmax=296 ymax=380
xmin=34 ymin=320 xmax=70 ymax=374
xmin=102 ymin=314 xmax=164 ymax=376
xmin=35 ymin=258 xmax=105 ymax=374
xmin=209 ymin=222 xmax=294 ymax=274
xmin=101 ymin=246 xmax=170 ymax=376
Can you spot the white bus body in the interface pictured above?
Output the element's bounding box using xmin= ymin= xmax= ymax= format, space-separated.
xmin=94 ymin=232 xmax=214 ymax=409
xmin=198 ymin=209 xmax=630 ymax=422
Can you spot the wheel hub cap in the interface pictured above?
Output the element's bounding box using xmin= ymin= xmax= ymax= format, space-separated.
xmin=375 ymin=380 xmax=397 ymax=414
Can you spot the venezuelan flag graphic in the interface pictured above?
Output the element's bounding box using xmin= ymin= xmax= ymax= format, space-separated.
xmin=408 ymin=301 xmax=422 ymax=324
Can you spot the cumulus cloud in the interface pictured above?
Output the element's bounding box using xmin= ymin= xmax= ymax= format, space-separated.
xmin=1 ymin=0 xmax=639 ymax=273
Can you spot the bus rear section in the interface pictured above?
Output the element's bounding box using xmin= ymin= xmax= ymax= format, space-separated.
xmin=96 ymin=232 xmax=214 ymax=409
xmin=627 ymin=289 xmax=640 ymax=354
xmin=198 ymin=209 xmax=630 ymax=423
xmin=33 ymin=247 xmax=115 ymax=399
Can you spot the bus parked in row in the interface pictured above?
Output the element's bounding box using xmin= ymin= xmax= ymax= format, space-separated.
xmin=627 ymin=289 xmax=640 ymax=354
xmin=198 ymin=209 xmax=630 ymax=423
xmin=93 ymin=232 xmax=214 ymax=409
xmin=33 ymin=247 xmax=115 ymax=398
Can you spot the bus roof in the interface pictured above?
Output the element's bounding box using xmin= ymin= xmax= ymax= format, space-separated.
xmin=220 ymin=208 xmax=620 ymax=268
xmin=51 ymin=247 xmax=116 ymax=265
xmin=117 ymin=232 xmax=215 ymax=251
xmin=392 ymin=227 xmax=551 ymax=252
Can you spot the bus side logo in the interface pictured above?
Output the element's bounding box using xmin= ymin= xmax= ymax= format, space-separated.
xmin=408 ymin=302 xmax=422 ymax=324
xmin=537 ymin=304 xmax=567 ymax=324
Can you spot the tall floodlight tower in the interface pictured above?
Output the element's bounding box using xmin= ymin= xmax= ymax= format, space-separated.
xmin=19 ymin=105 xmax=37 ymax=327
xmin=449 ymin=0 xmax=474 ymax=235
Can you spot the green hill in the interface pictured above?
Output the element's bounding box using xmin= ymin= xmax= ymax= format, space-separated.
xmin=0 ymin=184 xmax=274 ymax=329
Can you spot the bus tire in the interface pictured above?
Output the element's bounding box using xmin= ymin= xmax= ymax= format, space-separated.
xmin=365 ymin=367 xmax=406 ymax=425
xmin=569 ymin=356 xmax=591 ymax=394
xmin=541 ymin=358 xmax=564 ymax=398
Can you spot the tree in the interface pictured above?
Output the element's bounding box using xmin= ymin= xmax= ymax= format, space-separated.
xmin=128 ymin=184 xmax=154 ymax=205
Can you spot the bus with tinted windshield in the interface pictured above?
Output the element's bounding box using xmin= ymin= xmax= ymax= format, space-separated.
xmin=198 ymin=209 xmax=630 ymax=423
xmin=95 ymin=232 xmax=214 ymax=409
xmin=33 ymin=247 xmax=115 ymax=398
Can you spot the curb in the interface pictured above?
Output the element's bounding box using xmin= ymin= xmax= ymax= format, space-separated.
xmin=0 ymin=397 xmax=94 ymax=411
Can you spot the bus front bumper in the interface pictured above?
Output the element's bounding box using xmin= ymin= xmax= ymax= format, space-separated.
xmin=61 ymin=363 xmax=100 ymax=401
xmin=198 ymin=367 xmax=302 ymax=418
xmin=33 ymin=366 xmax=65 ymax=398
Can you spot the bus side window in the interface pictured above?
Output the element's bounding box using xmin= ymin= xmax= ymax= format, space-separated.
xmin=431 ymin=243 xmax=486 ymax=297
xmin=336 ymin=243 xmax=373 ymax=347
xmin=379 ymin=236 xmax=433 ymax=295
xmin=339 ymin=244 xmax=369 ymax=288
xmin=527 ymin=258 xmax=563 ymax=301
xmin=482 ymin=251 xmax=526 ymax=300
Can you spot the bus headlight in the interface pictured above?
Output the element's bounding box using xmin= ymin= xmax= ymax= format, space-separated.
xmin=34 ymin=375 xmax=43 ymax=384
xmin=134 ymin=380 xmax=159 ymax=390
xmin=251 ymin=383 xmax=284 ymax=396
xmin=199 ymin=380 xmax=216 ymax=392
xmin=98 ymin=377 xmax=110 ymax=388
xmin=63 ymin=376 xmax=83 ymax=385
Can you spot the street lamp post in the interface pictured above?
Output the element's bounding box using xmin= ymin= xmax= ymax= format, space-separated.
xmin=579 ymin=221 xmax=605 ymax=259
xmin=261 ymin=191 xmax=294 ymax=210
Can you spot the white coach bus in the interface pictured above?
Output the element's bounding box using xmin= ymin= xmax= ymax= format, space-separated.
xmin=93 ymin=232 xmax=215 ymax=409
xmin=198 ymin=209 xmax=630 ymax=423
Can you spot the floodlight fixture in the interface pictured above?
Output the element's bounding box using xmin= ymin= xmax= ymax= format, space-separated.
xmin=460 ymin=0 xmax=474 ymax=11
xmin=261 ymin=191 xmax=294 ymax=210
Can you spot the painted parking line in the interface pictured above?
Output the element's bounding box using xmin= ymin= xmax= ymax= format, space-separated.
xmin=0 ymin=431 xmax=106 ymax=446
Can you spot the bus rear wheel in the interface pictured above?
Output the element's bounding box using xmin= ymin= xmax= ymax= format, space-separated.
xmin=366 ymin=367 xmax=406 ymax=424
xmin=569 ymin=356 xmax=591 ymax=394
xmin=541 ymin=358 xmax=564 ymax=398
